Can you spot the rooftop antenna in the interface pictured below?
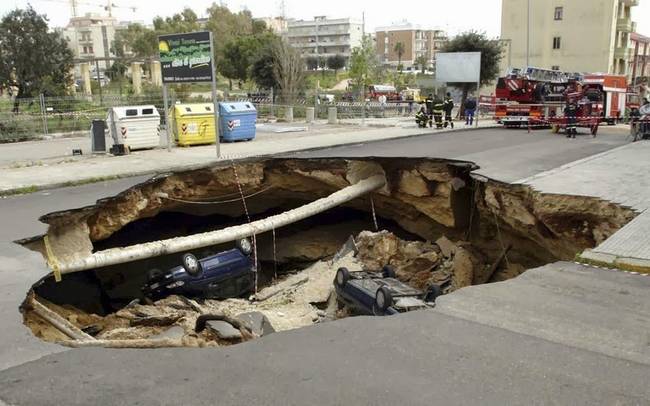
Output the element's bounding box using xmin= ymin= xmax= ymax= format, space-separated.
xmin=279 ymin=0 xmax=286 ymax=19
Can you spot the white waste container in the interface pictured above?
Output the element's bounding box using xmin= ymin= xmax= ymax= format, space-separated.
xmin=107 ymin=105 xmax=160 ymax=151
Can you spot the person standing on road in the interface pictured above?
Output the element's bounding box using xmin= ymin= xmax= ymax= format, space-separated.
xmin=425 ymin=93 xmax=434 ymax=127
xmin=564 ymin=101 xmax=578 ymax=138
xmin=464 ymin=96 xmax=477 ymax=126
xmin=433 ymin=96 xmax=445 ymax=129
xmin=378 ymin=94 xmax=387 ymax=118
xmin=443 ymin=92 xmax=454 ymax=128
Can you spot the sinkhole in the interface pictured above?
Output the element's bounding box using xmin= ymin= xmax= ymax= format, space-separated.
xmin=16 ymin=157 xmax=635 ymax=348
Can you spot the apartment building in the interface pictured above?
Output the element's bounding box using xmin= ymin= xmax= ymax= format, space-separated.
xmin=286 ymin=16 xmax=363 ymax=65
xmin=629 ymin=32 xmax=649 ymax=87
xmin=63 ymin=13 xmax=122 ymax=71
xmin=375 ymin=23 xmax=447 ymax=70
xmin=500 ymin=0 xmax=640 ymax=76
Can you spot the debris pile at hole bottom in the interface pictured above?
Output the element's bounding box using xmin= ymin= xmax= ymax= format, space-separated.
xmin=25 ymin=230 xmax=527 ymax=347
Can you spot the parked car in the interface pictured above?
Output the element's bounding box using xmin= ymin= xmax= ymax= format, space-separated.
xmin=333 ymin=266 xmax=442 ymax=316
xmin=142 ymin=238 xmax=254 ymax=301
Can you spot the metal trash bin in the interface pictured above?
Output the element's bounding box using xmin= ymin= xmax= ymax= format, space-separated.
xmin=172 ymin=103 xmax=217 ymax=147
xmin=90 ymin=119 xmax=106 ymax=153
xmin=107 ymin=105 xmax=160 ymax=151
xmin=219 ymin=102 xmax=257 ymax=142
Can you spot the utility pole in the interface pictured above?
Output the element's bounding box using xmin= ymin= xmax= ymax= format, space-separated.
xmin=526 ymin=0 xmax=530 ymax=67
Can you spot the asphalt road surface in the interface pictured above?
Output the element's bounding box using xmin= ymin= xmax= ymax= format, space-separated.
xmin=0 ymin=126 xmax=647 ymax=405
xmin=292 ymin=125 xmax=630 ymax=182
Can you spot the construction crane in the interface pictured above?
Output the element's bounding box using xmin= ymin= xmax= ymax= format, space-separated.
xmin=34 ymin=0 xmax=136 ymax=18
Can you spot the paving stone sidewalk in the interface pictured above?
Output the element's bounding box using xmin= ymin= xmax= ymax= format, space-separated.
xmin=518 ymin=141 xmax=650 ymax=272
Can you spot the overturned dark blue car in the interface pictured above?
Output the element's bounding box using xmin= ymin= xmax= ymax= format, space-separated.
xmin=142 ymin=238 xmax=254 ymax=301
xmin=334 ymin=266 xmax=442 ymax=316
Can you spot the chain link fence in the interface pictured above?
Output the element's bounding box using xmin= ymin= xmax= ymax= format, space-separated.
xmin=0 ymin=91 xmax=421 ymax=143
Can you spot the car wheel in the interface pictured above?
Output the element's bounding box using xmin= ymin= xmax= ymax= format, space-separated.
xmin=375 ymin=286 xmax=393 ymax=312
xmin=425 ymin=284 xmax=443 ymax=303
xmin=182 ymin=253 xmax=202 ymax=276
xmin=382 ymin=265 xmax=397 ymax=278
xmin=335 ymin=267 xmax=350 ymax=287
xmin=236 ymin=238 xmax=253 ymax=256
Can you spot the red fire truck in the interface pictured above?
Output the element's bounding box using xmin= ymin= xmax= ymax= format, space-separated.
xmin=581 ymin=74 xmax=628 ymax=124
xmin=494 ymin=67 xmax=575 ymax=127
xmin=368 ymin=85 xmax=401 ymax=102
xmin=495 ymin=68 xmax=629 ymax=129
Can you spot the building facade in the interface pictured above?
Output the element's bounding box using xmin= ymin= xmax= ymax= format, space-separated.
xmin=629 ymin=32 xmax=649 ymax=88
xmin=500 ymin=0 xmax=640 ymax=76
xmin=63 ymin=14 xmax=121 ymax=72
xmin=375 ymin=23 xmax=447 ymax=70
xmin=286 ymin=16 xmax=363 ymax=65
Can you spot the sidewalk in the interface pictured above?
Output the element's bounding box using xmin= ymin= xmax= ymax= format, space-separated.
xmin=0 ymin=120 xmax=497 ymax=195
xmin=518 ymin=141 xmax=650 ymax=272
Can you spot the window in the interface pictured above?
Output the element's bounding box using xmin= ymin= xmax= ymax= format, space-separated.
xmin=142 ymin=108 xmax=154 ymax=115
xmin=554 ymin=7 xmax=563 ymax=20
xmin=551 ymin=65 xmax=560 ymax=71
xmin=552 ymin=37 xmax=561 ymax=49
xmin=125 ymin=109 xmax=138 ymax=116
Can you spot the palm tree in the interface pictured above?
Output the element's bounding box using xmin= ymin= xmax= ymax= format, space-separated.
xmin=394 ymin=42 xmax=405 ymax=72
xmin=415 ymin=55 xmax=428 ymax=74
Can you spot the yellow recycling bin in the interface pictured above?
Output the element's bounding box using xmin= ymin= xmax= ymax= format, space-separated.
xmin=172 ymin=103 xmax=217 ymax=146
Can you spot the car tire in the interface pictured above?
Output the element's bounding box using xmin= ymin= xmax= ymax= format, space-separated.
xmin=425 ymin=284 xmax=443 ymax=303
xmin=375 ymin=286 xmax=393 ymax=312
xmin=335 ymin=267 xmax=350 ymax=287
xmin=382 ymin=265 xmax=397 ymax=278
xmin=236 ymin=238 xmax=253 ymax=256
xmin=182 ymin=253 xmax=202 ymax=276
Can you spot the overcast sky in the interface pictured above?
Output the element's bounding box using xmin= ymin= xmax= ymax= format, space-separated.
xmin=1 ymin=0 xmax=649 ymax=37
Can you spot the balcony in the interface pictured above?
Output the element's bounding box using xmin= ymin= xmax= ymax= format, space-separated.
xmin=617 ymin=17 xmax=633 ymax=32
xmin=614 ymin=47 xmax=630 ymax=59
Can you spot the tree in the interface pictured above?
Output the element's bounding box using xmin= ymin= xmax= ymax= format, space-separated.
xmin=272 ymin=40 xmax=305 ymax=104
xmin=415 ymin=55 xmax=428 ymax=74
xmin=0 ymin=7 xmax=73 ymax=111
xmin=112 ymin=23 xmax=157 ymax=59
xmin=394 ymin=42 xmax=405 ymax=72
xmin=349 ymin=36 xmax=378 ymax=100
xmin=250 ymin=45 xmax=278 ymax=92
xmin=152 ymin=8 xmax=200 ymax=34
xmin=218 ymin=35 xmax=267 ymax=90
xmin=442 ymin=31 xmax=504 ymax=111
xmin=326 ymin=54 xmax=346 ymax=76
xmin=306 ymin=57 xmax=319 ymax=71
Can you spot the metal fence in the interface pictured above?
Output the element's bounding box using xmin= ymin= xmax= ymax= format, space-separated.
xmin=0 ymin=92 xmax=421 ymax=143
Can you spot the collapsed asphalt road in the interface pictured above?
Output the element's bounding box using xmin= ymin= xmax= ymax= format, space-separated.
xmin=0 ymin=126 xmax=647 ymax=405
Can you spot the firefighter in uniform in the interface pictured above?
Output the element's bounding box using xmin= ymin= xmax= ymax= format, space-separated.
xmin=432 ymin=96 xmax=445 ymax=129
xmin=443 ymin=92 xmax=454 ymax=128
xmin=415 ymin=106 xmax=428 ymax=128
xmin=425 ymin=94 xmax=434 ymax=127
xmin=564 ymin=101 xmax=578 ymax=138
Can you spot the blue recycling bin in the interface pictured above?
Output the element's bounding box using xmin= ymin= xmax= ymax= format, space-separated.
xmin=219 ymin=102 xmax=257 ymax=142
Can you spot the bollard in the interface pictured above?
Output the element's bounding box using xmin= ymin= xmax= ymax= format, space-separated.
xmin=328 ymin=107 xmax=337 ymax=124
xmin=284 ymin=106 xmax=294 ymax=123
xmin=306 ymin=107 xmax=315 ymax=123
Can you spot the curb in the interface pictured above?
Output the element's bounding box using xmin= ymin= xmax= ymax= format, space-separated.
xmin=576 ymin=249 xmax=650 ymax=275
xmin=0 ymin=124 xmax=500 ymax=197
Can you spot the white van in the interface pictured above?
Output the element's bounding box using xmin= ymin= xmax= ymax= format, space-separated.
xmin=107 ymin=105 xmax=160 ymax=151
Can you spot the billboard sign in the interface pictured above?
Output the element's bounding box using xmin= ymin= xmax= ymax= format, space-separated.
xmin=436 ymin=52 xmax=482 ymax=83
xmin=158 ymin=31 xmax=213 ymax=83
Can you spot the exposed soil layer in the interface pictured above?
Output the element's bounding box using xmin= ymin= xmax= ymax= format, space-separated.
xmin=17 ymin=157 xmax=636 ymax=347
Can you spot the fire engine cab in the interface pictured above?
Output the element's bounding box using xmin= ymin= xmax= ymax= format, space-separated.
xmin=581 ymin=74 xmax=628 ymax=124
